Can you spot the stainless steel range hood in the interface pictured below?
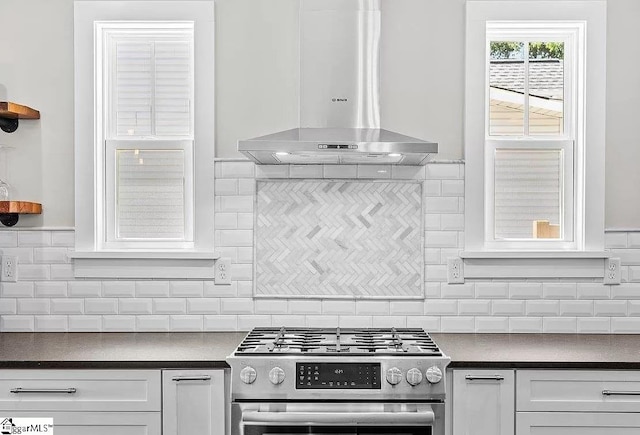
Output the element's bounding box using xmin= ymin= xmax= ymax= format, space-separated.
xmin=238 ymin=0 xmax=438 ymax=166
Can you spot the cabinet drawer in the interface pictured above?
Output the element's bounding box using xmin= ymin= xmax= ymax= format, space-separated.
xmin=6 ymin=411 xmax=161 ymax=435
xmin=517 ymin=370 xmax=640 ymax=412
xmin=517 ymin=412 xmax=640 ymax=435
xmin=0 ymin=370 xmax=161 ymax=412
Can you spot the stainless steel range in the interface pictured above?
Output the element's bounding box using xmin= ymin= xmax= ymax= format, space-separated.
xmin=227 ymin=327 xmax=450 ymax=435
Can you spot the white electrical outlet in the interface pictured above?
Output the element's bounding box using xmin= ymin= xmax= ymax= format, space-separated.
xmin=447 ymin=257 xmax=464 ymax=284
xmin=215 ymin=258 xmax=232 ymax=285
xmin=1 ymin=255 xmax=18 ymax=282
xmin=604 ymin=257 xmax=621 ymax=285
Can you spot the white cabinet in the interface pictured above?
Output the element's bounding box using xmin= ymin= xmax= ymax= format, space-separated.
xmin=162 ymin=369 xmax=227 ymax=435
xmin=7 ymin=411 xmax=161 ymax=435
xmin=452 ymin=369 xmax=514 ymax=435
xmin=517 ymin=412 xmax=640 ymax=435
xmin=516 ymin=370 xmax=640 ymax=435
xmin=0 ymin=370 xmax=161 ymax=435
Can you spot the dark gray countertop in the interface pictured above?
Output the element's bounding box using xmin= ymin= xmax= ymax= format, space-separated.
xmin=0 ymin=332 xmax=248 ymax=369
xmin=432 ymin=333 xmax=640 ymax=369
xmin=1 ymin=332 xmax=640 ymax=369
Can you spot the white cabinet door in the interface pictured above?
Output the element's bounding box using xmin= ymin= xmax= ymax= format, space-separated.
xmin=8 ymin=411 xmax=160 ymax=435
xmin=162 ymin=369 xmax=227 ymax=435
xmin=517 ymin=412 xmax=640 ymax=435
xmin=452 ymin=369 xmax=515 ymax=435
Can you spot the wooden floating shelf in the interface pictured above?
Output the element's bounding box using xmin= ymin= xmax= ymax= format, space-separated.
xmin=0 ymin=102 xmax=40 ymax=133
xmin=0 ymin=201 xmax=42 ymax=227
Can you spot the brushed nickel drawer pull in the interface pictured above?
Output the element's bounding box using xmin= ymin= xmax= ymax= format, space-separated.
xmin=602 ymin=390 xmax=640 ymax=396
xmin=10 ymin=388 xmax=77 ymax=394
xmin=172 ymin=375 xmax=212 ymax=382
xmin=465 ymin=375 xmax=505 ymax=381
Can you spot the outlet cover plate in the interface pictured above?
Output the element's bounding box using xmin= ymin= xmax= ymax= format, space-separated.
xmin=447 ymin=257 xmax=464 ymax=284
xmin=1 ymin=255 xmax=18 ymax=282
xmin=215 ymin=258 xmax=232 ymax=285
xmin=604 ymin=257 xmax=621 ymax=285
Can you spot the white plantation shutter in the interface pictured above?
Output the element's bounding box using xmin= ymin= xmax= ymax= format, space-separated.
xmin=494 ymin=149 xmax=562 ymax=239
xmin=101 ymin=23 xmax=195 ymax=248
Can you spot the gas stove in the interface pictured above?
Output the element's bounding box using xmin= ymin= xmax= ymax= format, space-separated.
xmin=226 ymin=327 xmax=450 ymax=401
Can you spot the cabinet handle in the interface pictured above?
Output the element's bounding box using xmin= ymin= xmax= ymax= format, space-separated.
xmin=465 ymin=375 xmax=505 ymax=381
xmin=10 ymin=388 xmax=77 ymax=394
xmin=172 ymin=375 xmax=212 ymax=382
xmin=602 ymin=390 xmax=640 ymax=396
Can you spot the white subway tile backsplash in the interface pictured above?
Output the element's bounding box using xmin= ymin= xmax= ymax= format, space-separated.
xmin=135 ymin=281 xmax=170 ymax=298
xmin=1 ymin=315 xmax=34 ymax=331
xmin=425 ymin=231 xmax=458 ymax=248
xmin=425 ymin=283 xmax=441 ymax=299
xmin=215 ymin=213 xmax=238 ymax=230
xmin=290 ymin=165 xmax=323 ymax=178
xmin=323 ymin=300 xmax=356 ymax=315
xmin=102 ymin=281 xmax=136 ymax=298
xmin=424 ymin=300 xmax=458 ymax=315
xmin=35 ymin=316 xmax=68 ymax=331
xmin=1 ymin=248 xmax=34 ymax=264
xmin=425 ymin=248 xmax=441 ymax=265
xmin=237 ymin=281 xmax=253 ymax=297
xmin=424 ymin=214 xmax=441 ymax=230
xmin=103 ymin=315 xmax=136 ymax=332
xmin=339 ymin=315 xmax=372 ymax=328
xmin=543 ymin=317 xmax=577 ymax=333
xmin=219 ymin=230 xmax=253 ymax=247
xmin=441 ymin=283 xmax=474 ymax=299
xmin=17 ymin=298 xmax=50 ymax=314
xmin=187 ymin=298 xmax=221 ymax=314
xmin=154 ymin=298 xmax=187 ymax=314
xmin=289 ymin=300 xmax=322 ymax=315
xmin=85 ymin=299 xmax=118 ymax=315
xmin=391 ymin=166 xmax=425 ymax=180
xmin=0 ymin=231 xmax=18 ymax=247
xmin=255 ymin=165 xmax=290 ymax=179
xmin=231 ymin=264 xmax=253 ymax=281
xmin=475 ymin=282 xmax=509 ymax=299
xmin=204 ymin=315 xmax=238 ymax=331
xmin=406 ymin=316 xmax=441 ymax=331
xmin=356 ymin=300 xmax=390 ymax=316
xmin=441 ymin=316 xmax=475 ymax=332
xmin=577 ymin=317 xmax=611 ymax=333
xmin=475 ymin=317 xmax=509 ymax=333
xmin=219 ymin=161 xmax=255 ymax=178
xmin=119 ymin=298 xmax=153 ymax=315
xmin=272 ymin=315 xmax=306 ymax=327
xmin=425 ymin=197 xmax=459 ymax=213
xmin=526 ymin=300 xmax=560 ymax=316
xmin=170 ymin=315 xmax=204 ymax=331
xmin=577 ymin=283 xmax=611 ymax=299
xmin=616 ymin=249 xmax=640 ymax=265
xmin=34 ymin=248 xmax=69 ymax=264
xmin=204 ymin=281 xmax=238 ymax=298
xmin=440 ymin=214 xmax=464 ymax=231
xmin=543 ymin=283 xmax=577 ymax=299
xmin=218 ymin=196 xmax=253 ymax=213
xmin=68 ymin=281 xmax=102 ymax=298
xmin=458 ymin=300 xmax=491 ymax=316
xmin=51 ymin=299 xmax=84 ymax=315
xmin=136 ymin=316 xmax=170 ymax=332
xmin=441 ymin=180 xmax=464 ymax=196
xmin=18 ymin=264 xmax=50 ymax=280
xmin=628 ymin=266 xmax=640 ymax=282
xmin=237 ymin=213 xmax=254 ymax=230
xmin=68 ymin=315 xmax=102 ymax=332
xmin=306 ymin=315 xmax=340 ymax=328
xmin=18 ymin=231 xmax=51 ymax=247
xmin=254 ymin=299 xmax=287 ymax=314
xmin=425 ymin=265 xmax=447 ymax=282
xmin=1 ymin=282 xmax=34 ymax=298
xmin=594 ymin=300 xmax=627 ymax=316
xmin=237 ymin=247 xmax=253 ymax=263
xmin=372 ymin=316 xmax=407 ymax=328
xmin=628 ymin=233 xmax=640 ymax=249
xmin=628 ymin=300 xmax=640 ymax=316
xmin=50 ymin=264 xmax=74 ymax=280
xmin=215 ymin=179 xmax=238 ymax=195
xmin=492 ymin=300 xmax=525 ymax=316
xmin=51 ymin=231 xmax=75 ymax=247
xmin=509 ymin=283 xmax=543 ymax=299
xmin=35 ymin=282 xmax=67 ymax=298
xmin=0 ymin=299 xmax=16 ymax=314
xmin=221 ymin=298 xmax=255 ymax=314
xmin=605 ymin=232 xmax=628 ymax=248
xmin=170 ymin=281 xmax=204 ymax=297
xmin=356 ymin=165 xmax=391 ymax=179
xmin=559 ymin=300 xmax=594 ymax=316
xmin=509 ymin=317 xmax=543 ymax=333
xmin=389 ymin=301 xmax=424 ymax=316
xmin=237 ymin=315 xmax=271 ymax=330
xmin=424 ymin=180 xmax=442 ymax=196
xmin=611 ymin=318 xmax=640 ymax=333
xmin=426 ymin=163 xmax=461 ymax=179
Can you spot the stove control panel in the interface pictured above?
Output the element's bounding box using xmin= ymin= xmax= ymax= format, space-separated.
xmin=296 ymin=363 xmax=381 ymax=389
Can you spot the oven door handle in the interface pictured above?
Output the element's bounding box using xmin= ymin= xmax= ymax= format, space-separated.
xmin=241 ymin=409 xmax=435 ymax=426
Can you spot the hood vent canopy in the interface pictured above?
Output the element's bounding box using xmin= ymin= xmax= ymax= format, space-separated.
xmin=238 ymin=0 xmax=438 ymax=165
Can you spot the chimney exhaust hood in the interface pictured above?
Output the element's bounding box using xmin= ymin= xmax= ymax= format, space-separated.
xmin=238 ymin=0 xmax=438 ymax=166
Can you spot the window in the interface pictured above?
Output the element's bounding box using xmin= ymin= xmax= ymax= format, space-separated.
xmin=73 ymin=2 xmax=216 ymax=277
xmin=465 ymin=1 xmax=606 ymax=255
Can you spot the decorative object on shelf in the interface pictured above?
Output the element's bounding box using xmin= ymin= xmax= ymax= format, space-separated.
xmin=0 ymin=201 xmax=42 ymax=226
xmin=0 ymin=102 xmax=40 ymax=133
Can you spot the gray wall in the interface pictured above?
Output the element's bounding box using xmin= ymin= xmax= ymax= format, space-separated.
xmin=0 ymin=0 xmax=637 ymax=228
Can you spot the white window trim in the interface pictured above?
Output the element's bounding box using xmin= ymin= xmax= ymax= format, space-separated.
xmin=74 ymin=1 xmax=217 ymax=278
xmin=463 ymin=0 xmax=608 ymax=280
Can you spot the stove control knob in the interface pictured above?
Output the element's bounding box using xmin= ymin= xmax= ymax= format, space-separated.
xmin=240 ymin=366 xmax=257 ymax=384
xmin=386 ymin=367 xmax=403 ymax=385
xmin=406 ymin=368 xmax=423 ymax=386
xmin=269 ymin=367 xmax=285 ymax=385
xmin=426 ymin=366 xmax=443 ymax=384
